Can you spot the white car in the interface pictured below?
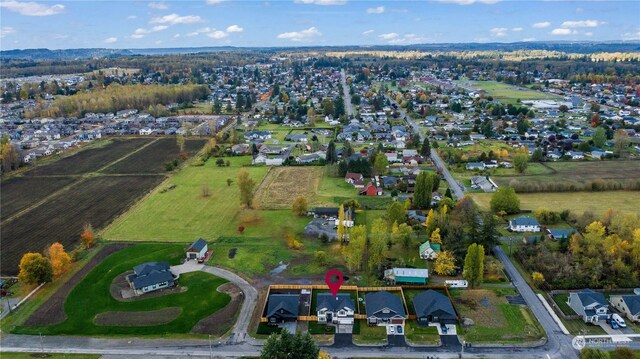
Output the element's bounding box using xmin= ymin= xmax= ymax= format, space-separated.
xmin=389 ymin=326 xmax=395 ymax=334
xmin=612 ymin=313 xmax=627 ymax=328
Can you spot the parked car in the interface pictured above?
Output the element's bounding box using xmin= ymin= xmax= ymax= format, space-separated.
xmin=397 ymin=325 xmax=403 ymax=334
xmin=612 ymin=313 xmax=627 ymax=328
xmin=608 ymin=318 xmax=619 ymax=329
xmin=389 ymin=326 xmax=395 ymax=334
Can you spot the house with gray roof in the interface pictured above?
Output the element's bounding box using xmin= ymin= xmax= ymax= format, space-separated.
xmin=413 ymin=290 xmax=457 ymax=326
xmin=266 ymin=294 xmax=300 ymax=323
xmin=609 ymin=294 xmax=640 ymax=323
xmin=365 ymin=291 xmax=406 ymax=326
xmin=509 ymin=216 xmax=541 ymax=232
xmin=568 ymin=289 xmax=610 ymax=324
xmin=126 ymin=262 xmax=175 ymax=296
xmin=316 ymin=293 xmax=355 ymax=325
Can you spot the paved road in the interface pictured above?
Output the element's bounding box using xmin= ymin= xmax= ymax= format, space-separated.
xmin=340 ymin=69 xmax=354 ymax=117
xmin=200 ymin=266 xmax=258 ymax=345
xmin=493 ymin=246 xmax=578 ymax=359
xmin=385 ymin=94 xmax=464 ymax=200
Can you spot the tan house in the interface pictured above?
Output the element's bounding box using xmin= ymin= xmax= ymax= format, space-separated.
xmin=609 ymin=294 xmax=640 ymax=323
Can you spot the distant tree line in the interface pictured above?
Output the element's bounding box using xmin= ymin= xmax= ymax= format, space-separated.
xmin=26 ymin=84 xmax=210 ymax=118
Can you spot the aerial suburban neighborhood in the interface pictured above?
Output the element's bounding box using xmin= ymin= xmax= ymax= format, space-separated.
xmin=1 ymin=1 xmax=640 ymax=358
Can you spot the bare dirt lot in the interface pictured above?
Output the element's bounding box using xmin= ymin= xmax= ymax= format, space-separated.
xmin=0 ymin=176 xmax=76 ymax=220
xmin=94 ymin=307 xmax=182 ymax=326
xmin=24 ymin=243 xmax=130 ymax=326
xmin=254 ymin=167 xmax=323 ymax=209
xmin=191 ymin=282 xmax=242 ymax=336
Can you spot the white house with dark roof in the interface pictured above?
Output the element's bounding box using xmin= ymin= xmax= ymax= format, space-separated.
xmin=568 ymin=289 xmax=610 ymax=324
xmin=316 ymin=293 xmax=355 ymax=326
xmin=609 ymin=294 xmax=640 ymax=323
xmin=509 ymin=216 xmax=541 ymax=232
xmin=126 ymin=262 xmax=175 ymax=296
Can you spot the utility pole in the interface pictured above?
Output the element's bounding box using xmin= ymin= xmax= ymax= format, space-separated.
xmin=39 ymin=332 xmax=44 ymax=354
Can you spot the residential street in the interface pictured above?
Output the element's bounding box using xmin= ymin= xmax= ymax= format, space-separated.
xmin=341 ymin=69 xmax=354 ymax=117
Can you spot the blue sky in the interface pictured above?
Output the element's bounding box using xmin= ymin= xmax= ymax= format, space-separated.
xmin=1 ymin=0 xmax=639 ymax=50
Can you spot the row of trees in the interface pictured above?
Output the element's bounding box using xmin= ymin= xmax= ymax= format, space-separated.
xmin=516 ymin=210 xmax=640 ymax=289
xmin=26 ymin=83 xmax=210 ymax=118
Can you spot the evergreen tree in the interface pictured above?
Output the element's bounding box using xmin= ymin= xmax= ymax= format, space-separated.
xmin=420 ymin=137 xmax=431 ymax=157
xmin=326 ymin=141 xmax=337 ymax=164
xmin=479 ymin=213 xmax=499 ymax=253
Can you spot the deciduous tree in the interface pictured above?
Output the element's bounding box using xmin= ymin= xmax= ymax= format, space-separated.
xmin=80 ymin=223 xmax=95 ymax=248
xmin=592 ymin=127 xmax=606 ymax=148
xmin=292 ymin=195 xmax=308 ymax=216
xmin=490 ymin=187 xmax=520 ymax=214
xmin=18 ymin=253 xmax=53 ymax=285
xmin=237 ymin=169 xmax=256 ymax=208
xmin=261 ymin=330 xmax=318 ymax=359
xmin=463 ymin=243 xmax=485 ymax=288
xmin=368 ymin=218 xmax=388 ymax=271
xmin=387 ymin=201 xmax=405 ymax=227
xmin=434 ymin=251 xmax=456 ymax=276
xmin=47 ymin=242 xmax=71 ymax=277
xmin=531 ymin=271 xmax=545 ymax=287
xmin=430 ymin=228 xmax=442 ymax=245
xmin=343 ymin=225 xmax=366 ymax=271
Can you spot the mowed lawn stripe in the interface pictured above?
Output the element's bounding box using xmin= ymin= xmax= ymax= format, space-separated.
xmin=14 ymin=244 xmax=231 ymax=336
xmin=103 ymin=156 xmax=270 ymax=242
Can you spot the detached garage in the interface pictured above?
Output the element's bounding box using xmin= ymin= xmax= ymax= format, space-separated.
xmin=185 ymin=238 xmax=208 ymax=260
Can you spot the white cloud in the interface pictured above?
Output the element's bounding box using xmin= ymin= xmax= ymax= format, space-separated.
xmin=576 ymin=7 xmax=584 ymax=13
xmin=522 ymin=37 xmax=536 ymax=42
xmin=226 ymin=25 xmax=243 ymax=33
xmin=206 ymin=0 xmax=224 ymax=4
xmin=173 ymin=34 xmax=181 ymax=38
xmin=362 ymin=29 xmax=374 ymax=36
xmin=435 ymin=0 xmax=501 ymax=5
xmin=131 ymin=25 xmax=168 ymax=39
xmin=622 ymin=30 xmax=640 ymax=41
xmin=148 ymin=2 xmax=169 ymax=10
xmin=561 ymin=20 xmax=605 ymax=28
xmin=127 ymin=15 xmax=137 ymax=20
xmin=490 ymin=27 xmax=508 ymax=37
xmin=293 ymin=0 xmax=347 ymax=5
xmin=0 ymin=0 xmax=64 ymax=16
xmin=207 ymin=30 xmax=228 ymax=39
xmin=584 ymin=32 xmax=593 ymax=36
xmin=512 ymin=27 xmax=523 ymax=32
xmin=388 ymin=33 xmax=429 ymax=44
xmin=277 ymin=27 xmax=322 ymax=42
xmin=104 ymin=37 xmax=117 ymax=43
xmin=187 ymin=31 xmax=200 ymax=37
xmin=150 ymin=13 xmax=202 ymax=25
xmin=378 ymin=32 xmax=399 ymax=40
xmin=532 ymin=21 xmax=551 ymax=28
xmin=550 ymin=28 xmax=576 ymax=36
xmin=366 ymin=6 xmax=384 ymax=14
xmin=0 ymin=27 xmax=16 ymax=38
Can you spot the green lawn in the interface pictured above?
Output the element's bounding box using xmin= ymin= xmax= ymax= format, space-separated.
xmin=103 ymin=156 xmax=270 ymax=241
xmin=560 ymin=317 xmax=606 ymax=335
xmin=14 ymin=244 xmax=231 ymax=336
xmin=468 ymin=80 xmax=561 ymax=105
xmin=460 ymin=304 xmax=544 ymax=343
xmin=352 ymin=320 xmax=387 ymax=345
xmin=551 ymin=294 xmax=574 ymax=316
xmin=470 ymin=191 xmax=640 ymax=216
xmin=405 ymin=321 xmax=440 ymax=345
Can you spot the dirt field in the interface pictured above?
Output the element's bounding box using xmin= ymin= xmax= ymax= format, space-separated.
xmin=24 ymin=243 xmax=130 ymax=326
xmin=101 ymin=138 xmax=206 ymax=174
xmin=0 ymin=176 xmax=76 ymax=220
xmin=94 ymin=307 xmax=182 ymax=326
xmin=254 ymin=167 xmax=323 ymax=209
xmin=1 ymin=175 xmax=165 ymax=275
xmin=191 ymin=282 xmax=242 ymax=336
xmin=24 ymin=138 xmax=153 ymax=176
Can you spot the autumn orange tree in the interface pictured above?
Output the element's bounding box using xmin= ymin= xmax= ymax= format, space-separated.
xmin=47 ymin=242 xmax=72 ymax=277
xmin=80 ymin=224 xmax=95 ymax=248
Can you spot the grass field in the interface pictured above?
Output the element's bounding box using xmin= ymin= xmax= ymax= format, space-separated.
xmin=255 ymin=167 xmax=323 ymax=209
xmin=465 ymin=80 xmax=561 ymax=105
xmin=103 ymin=156 xmax=272 ymax=241
xmin=452 ymin=289 xmax=544 ymax=343
xmin=492 ymin=160 xmax=640 ymax=188
xmin=470 ymin=191 xmax=640 ymax=216
xmin=14 ymin=244 xmax=232 ymax=336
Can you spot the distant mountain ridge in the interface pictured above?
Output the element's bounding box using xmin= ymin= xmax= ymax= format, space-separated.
xmin=2 ymin=42 xmax=639 ymax=60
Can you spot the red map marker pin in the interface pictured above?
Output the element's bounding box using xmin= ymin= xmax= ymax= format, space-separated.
xmin=325 ymin=269 xmax=344 ymax=297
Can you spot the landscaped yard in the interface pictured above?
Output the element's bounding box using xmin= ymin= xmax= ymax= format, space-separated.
xmin=13 ymin=244 xmax=233 ymax=336
xmin=452 ymin=289 xmax=544 ymax=343
xmin=470 ymin=191 xmax=640 ymax=216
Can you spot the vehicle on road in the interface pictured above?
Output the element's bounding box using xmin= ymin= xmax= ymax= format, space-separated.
xmin=608 ymin=318 xmax=620 ymax=329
